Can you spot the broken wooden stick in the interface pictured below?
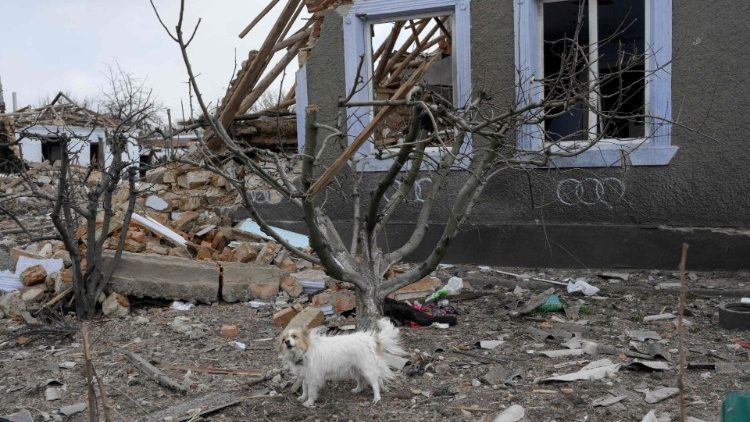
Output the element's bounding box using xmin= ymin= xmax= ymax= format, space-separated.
xmin=124 ymin=351 xmax=189 ymax=392
xmin=82 ymin=323 xmax=112 ymax=422
xmin=677 ymin=242 xmax=690 ymax=422
xmin=155 ymin=363 xmax=263 ymax=377
xmin=246 ymin=368 xmax=282 ymax=387
xmin=45 ymin=287 xmax=73 ymax=307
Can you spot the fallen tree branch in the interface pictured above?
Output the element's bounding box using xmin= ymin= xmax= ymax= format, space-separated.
xmin=124 ymin=351 xmax=189 ymax=393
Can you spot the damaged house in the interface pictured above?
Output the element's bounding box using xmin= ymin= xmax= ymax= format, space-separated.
xmin=1 ymin=92 xmax=140 ymax=169
xmin=230 ymin=0 xmax=749 ymax=271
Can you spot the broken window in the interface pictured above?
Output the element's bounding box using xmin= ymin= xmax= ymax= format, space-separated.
xmin=514 ymin=0 xmax=676 ymax=167
xmin=542 ymin=0 xmax=645 ymax=143
xmin=369 ymin=17 xmax=454 ymax=151
xmin=340 ymin=0 xmax=473 ymax=172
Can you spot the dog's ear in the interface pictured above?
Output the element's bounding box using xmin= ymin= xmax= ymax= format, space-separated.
xmin=276 ymin=331 xmax=285 ymax=353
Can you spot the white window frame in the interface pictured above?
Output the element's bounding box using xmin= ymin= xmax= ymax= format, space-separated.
xmin=514 ymin=0 xmax=677 ymax=168
xmin=340 ymin=0 xmax=473 ymax=172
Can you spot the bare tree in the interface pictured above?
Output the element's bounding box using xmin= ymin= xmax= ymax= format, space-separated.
xmin=153 ymin=1 xmax=679 ymax=327
xmin=0 ymin=69 xmax=160 ymax=320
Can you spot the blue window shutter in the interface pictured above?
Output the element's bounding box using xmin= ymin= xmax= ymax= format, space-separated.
xmin=514 ymin=0 xmax=543 ymax=151
xmin=648 ymin=0 xmax=672 ymax=147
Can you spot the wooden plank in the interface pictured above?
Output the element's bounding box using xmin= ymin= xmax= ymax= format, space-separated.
xmin=238 ymin=41 xmax=305 ymax=113
xmin=306 ymin=54 xmax=439 ymax=197
xmin=238 ymin=0 xmax=283 ymax=39
xmin=220 ymin=0 xmax=302 ymax=129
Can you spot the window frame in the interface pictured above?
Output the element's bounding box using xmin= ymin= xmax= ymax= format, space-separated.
xmin=339 ymin=0 xmax=473 ymax=172
xmin=514 ymin=0 xmax=677 ymax=168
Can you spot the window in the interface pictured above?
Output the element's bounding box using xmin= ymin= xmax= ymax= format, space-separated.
xmin=514 ymin=0 xmax=677 ymax=167
xmin=341 ymin=0 xmax=472 ymax=172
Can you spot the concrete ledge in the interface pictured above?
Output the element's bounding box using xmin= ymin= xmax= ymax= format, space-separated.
xmin=221 ymin=261 xmax=280 ymax=302
xmin=103 ymin=252 xmax=220 ymax=304
xmin=265 ymin=221 xmax=750 ymax=271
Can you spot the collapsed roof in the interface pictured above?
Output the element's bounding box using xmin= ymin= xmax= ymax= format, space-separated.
xmin=219 ymin=0 xmax=452 ymax=149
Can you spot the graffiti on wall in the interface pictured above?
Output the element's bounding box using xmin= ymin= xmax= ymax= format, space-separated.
xmin=556 ymin=177 xmax=626 ymax=208
xmin=383 ymin=177 xmax=433 ymax=204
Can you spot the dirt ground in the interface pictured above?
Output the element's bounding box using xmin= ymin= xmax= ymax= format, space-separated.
xmin=2 ymin=263 xmax=749 ymax=421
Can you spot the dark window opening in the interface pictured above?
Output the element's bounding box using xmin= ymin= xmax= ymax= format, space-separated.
xmin=543 ymin=0 xmax=645 ymax=143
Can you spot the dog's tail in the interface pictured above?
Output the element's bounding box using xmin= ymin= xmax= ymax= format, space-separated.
xmin=376 ymin=318 xmax=407 ymax=357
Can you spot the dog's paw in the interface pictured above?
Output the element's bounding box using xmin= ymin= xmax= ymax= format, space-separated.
xmin=351 ymin=386 xmax=363 ymax=394
xmin=297 ymin=395 xmax=307 ymax=402
xmin=371 ymin=397 xmax=381 ymax=405
xmin=302 ymin=400 xmax=316 ymax=408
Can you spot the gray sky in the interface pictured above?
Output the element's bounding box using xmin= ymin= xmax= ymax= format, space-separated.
xmin=0 ymin=1 xmax=301 ymax=121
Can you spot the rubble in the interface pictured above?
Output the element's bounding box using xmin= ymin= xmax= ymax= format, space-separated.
xmin=20 ymin=264 xmax=46 ymax=286
xmin=102 ymin=292 xmax=130 ymax=317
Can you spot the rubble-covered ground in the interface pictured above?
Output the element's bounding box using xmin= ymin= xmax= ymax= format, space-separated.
xmin=1 ymin=263 xmax=749 ymax=421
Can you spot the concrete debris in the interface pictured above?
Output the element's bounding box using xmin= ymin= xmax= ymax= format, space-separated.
xmin=0 ymin=409 xmax=34 ymax=422
xmin=102 ymin=292 xmax=130 ymax=317
xmin=59 ymin=402 xmax=87 ymax=417
xmin=493 ymin=404 xmax=525 ymax=422
xmin=598 ymin=272 xmax=630 ymax=281
xmin=170 ymin=301 xmax=194 ymax=311
xmin=641 ymin=387 xmax=679 ymax=404
xmin=591 ymin=394 xmax=628 ymax=407
xmin=0 ymin=290 xmax=27 ymax=319
xmin=627 ymin=330 xmax=662 ymax=342
xmin=20 ymin=285 xmax=46 ymax=303
xmin=45 ymin=384 xmax=64 ymax=401
xmin=479 ymin=340 xmax=504 ymax=350
xmin=643 ymin=313 xmax=676 ymax=322
xmin=148 ymin=393 xmax=242 ymax=422
xmin=541 ymin=359 xmax=620 ymax=383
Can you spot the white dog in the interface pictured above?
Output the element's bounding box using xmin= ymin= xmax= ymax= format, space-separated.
xmin=278 ymin=318 xmax=406 ymax=407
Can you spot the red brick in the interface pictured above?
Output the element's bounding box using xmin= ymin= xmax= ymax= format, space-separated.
xmin=273 ymin=307 xmax=299 ymax=328
xmin=20 ymin=265 xmax=47 ymax=287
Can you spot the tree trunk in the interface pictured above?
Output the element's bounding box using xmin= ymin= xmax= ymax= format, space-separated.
xmin=356 ymin=285 xmax=385 ymax=330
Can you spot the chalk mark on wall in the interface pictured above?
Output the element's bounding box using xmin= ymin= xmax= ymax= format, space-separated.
xmin=556 ymin=177 xmax=625 ymax=208
xmin=383 ymin=177 xmax=433 ymax=204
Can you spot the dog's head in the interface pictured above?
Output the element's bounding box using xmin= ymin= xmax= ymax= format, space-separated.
xmin=277 ymin=327 xmax=310 ymax=358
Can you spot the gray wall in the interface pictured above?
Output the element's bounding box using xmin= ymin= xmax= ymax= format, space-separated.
xmin=256 ymin=1 xmax=750 ymax=270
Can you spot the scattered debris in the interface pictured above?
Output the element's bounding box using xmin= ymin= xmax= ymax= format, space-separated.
xmin=719 ymin=302 xmax=750 ymax=330
xmin=627 ymin=330 xmax=662 ymax=342
xmin=59 ymin=402 xmax=87 ymax=417
xmin=221 ymin=324 xmax=239 ymax=338
xmin=0 ymin=409 xmax=34 ymax=422
xmin=235 ymin=219 xmax=309 ymax=249
xmin=148 ymin=393 xmax=243 ymax=422
xmin=591 ymin=394 xmax=628 ymax=407
xmin=598 ymin=272 xmax=630 ymax=282
xmin=541 ymin=359 xmax=620 ymax=383
xmin=124 ymin=350 xmax=189 ymax=392
xmin=566 ymin=278 xmax=600 ymax=296
xmin=493 ymin=404 xmax=525 ymax=422
xmin=639 ymin=387 xmax=680 ymax=404
xmin=643 ymin=313 xmax=676 ymax=322
xmin=101 ymin=292 xmax=130 ymax=317
xmin=480 ymin=340 xmax=504 ymax=350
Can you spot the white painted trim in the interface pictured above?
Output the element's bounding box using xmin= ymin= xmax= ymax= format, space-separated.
xmin=344 ymin=0 xmax=473 ymax=172
xmin=514 ymin=0 xmax=676 ymax=168
xmin=295 ymin=64 xmax=309 ymax=154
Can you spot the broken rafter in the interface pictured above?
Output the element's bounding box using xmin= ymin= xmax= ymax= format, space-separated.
xmin=239 ymin=40 xmax=306 ymax=113
xmin=238 ymin=0 xmax=283 ymax=39
xmin=306 ymin=54 xmax=440 ymax=197
xmin=219 ymin=0 xmax=303 ymax=129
